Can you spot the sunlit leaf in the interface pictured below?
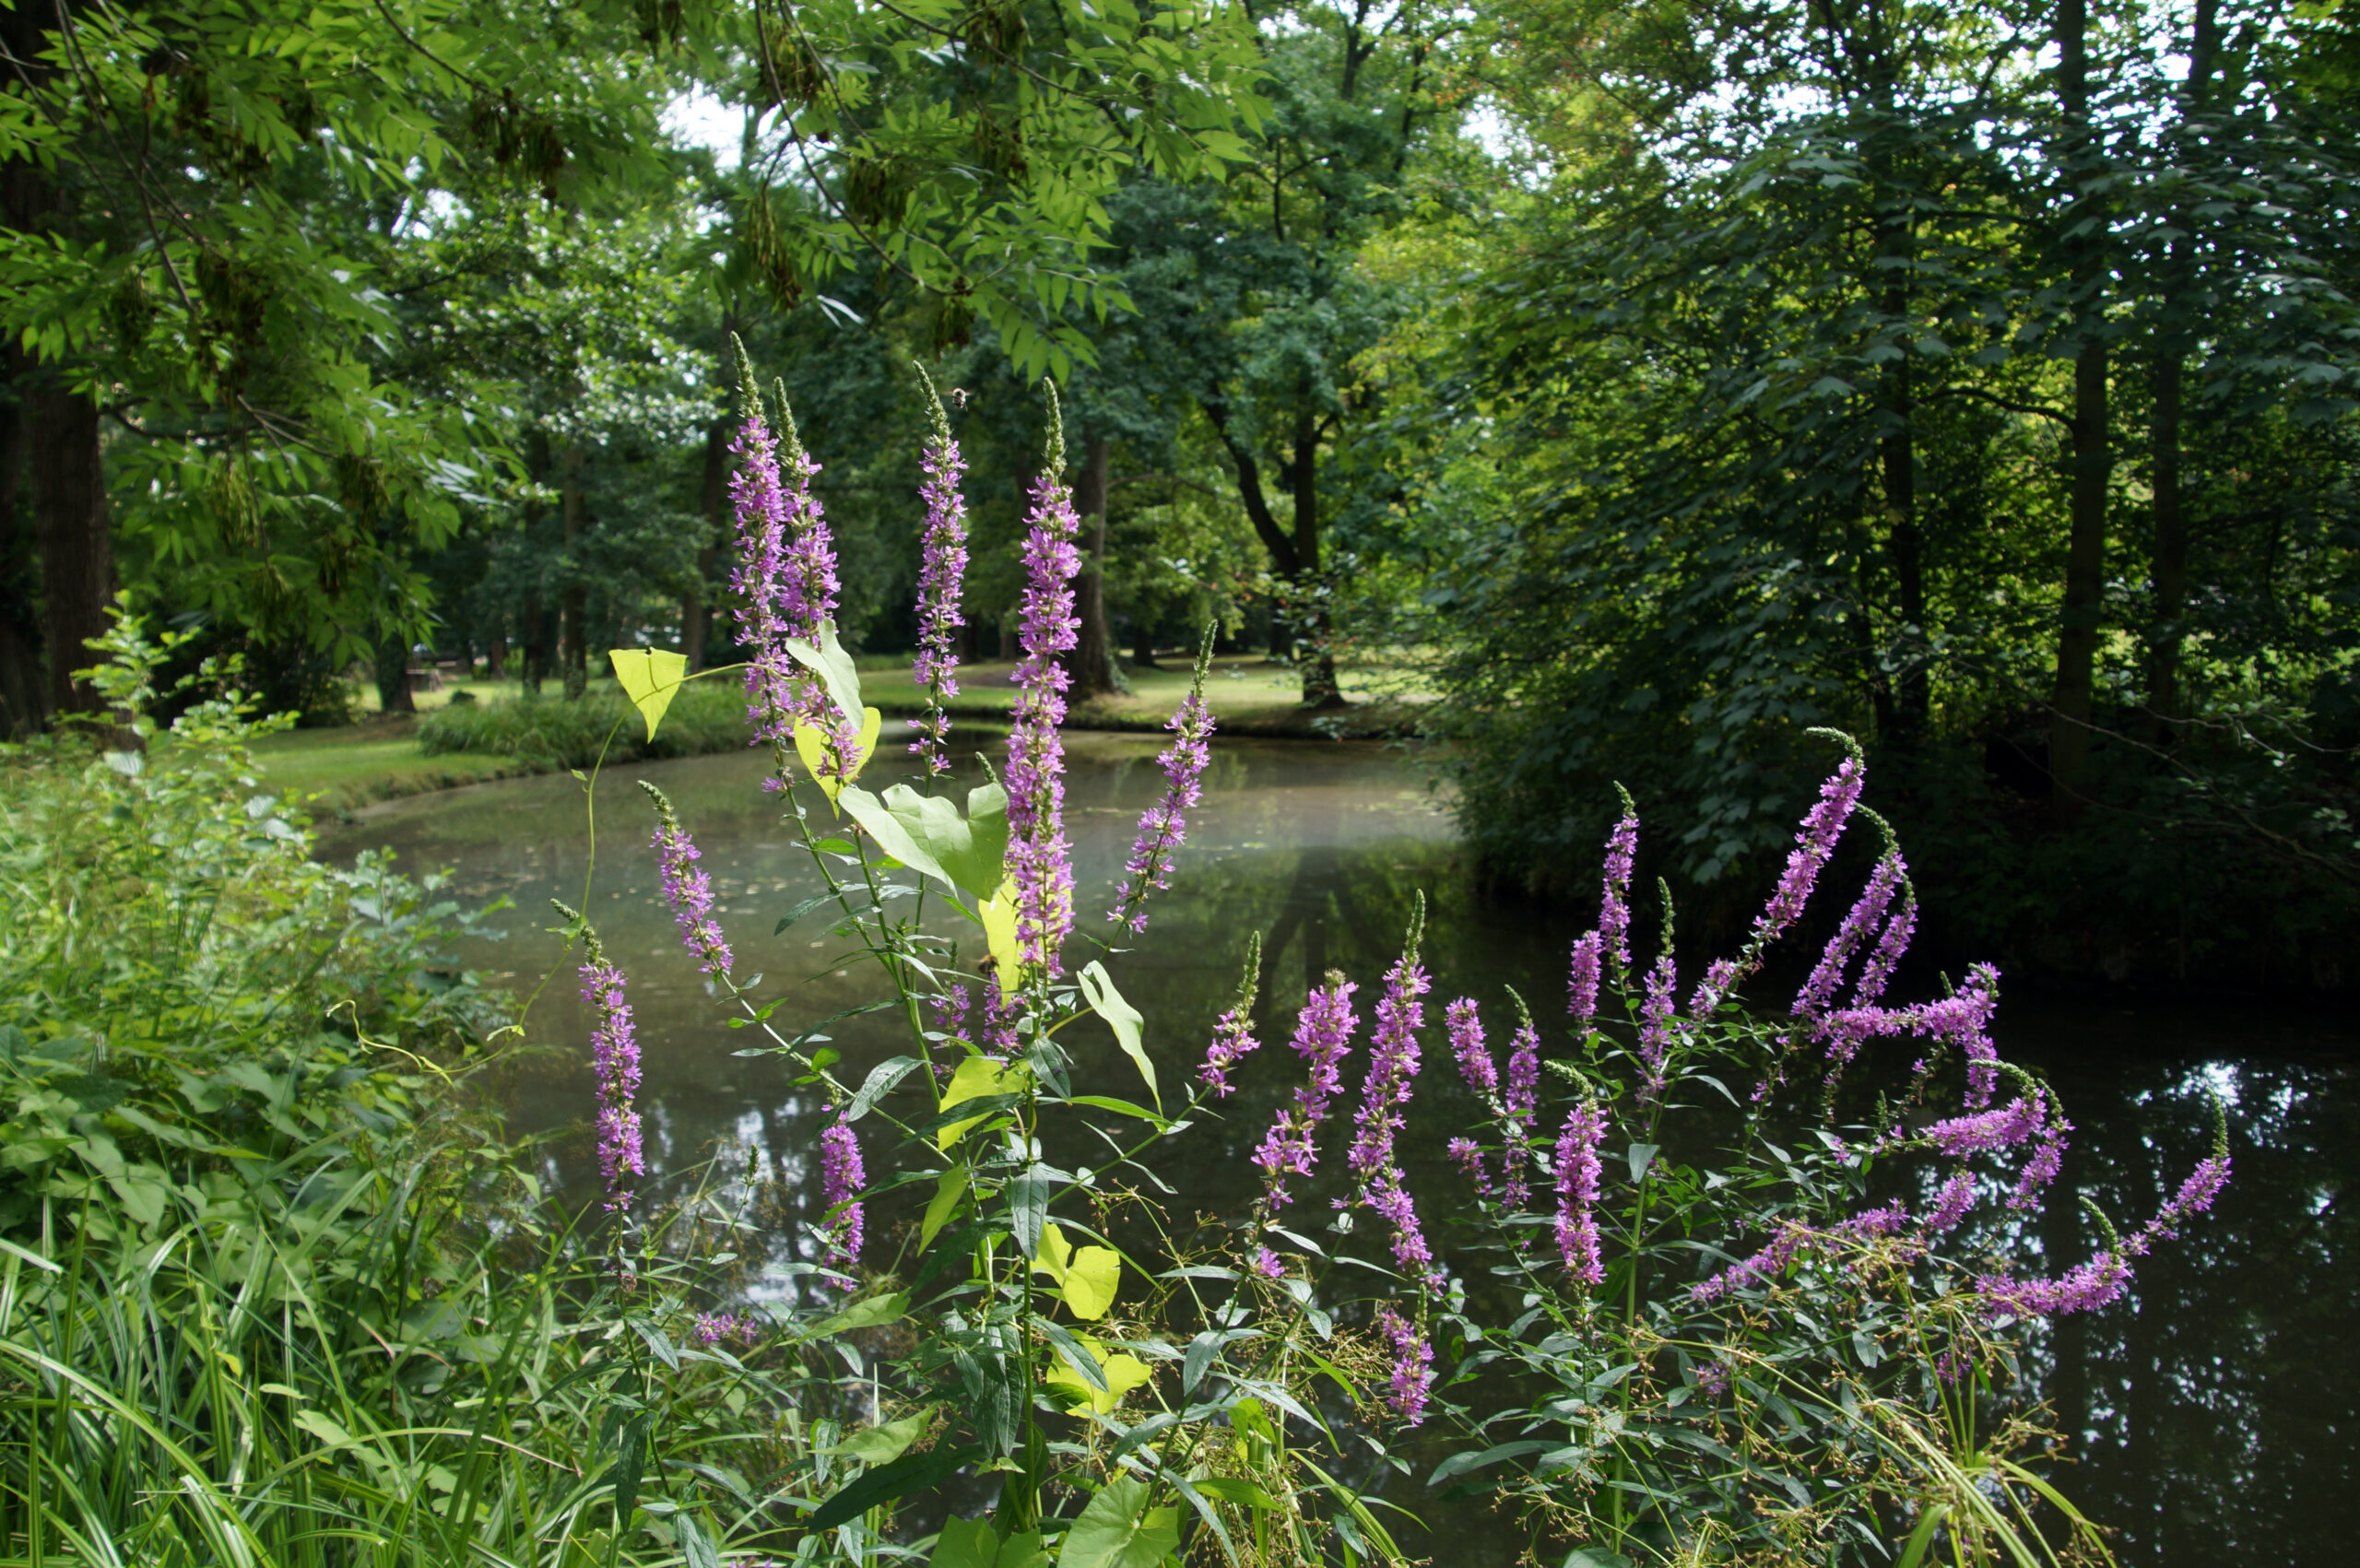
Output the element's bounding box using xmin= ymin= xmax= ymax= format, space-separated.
xmin=608 ymin=648 xmax=688 ymax=740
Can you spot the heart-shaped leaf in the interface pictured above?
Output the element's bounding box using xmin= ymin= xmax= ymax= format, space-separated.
xmin=608 ymin=649 xmax=688 ymax=741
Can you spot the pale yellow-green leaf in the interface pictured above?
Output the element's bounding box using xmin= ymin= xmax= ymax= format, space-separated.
xmin=980 ymin=878 xmax=1022 ymax=995
xmin=935 ymin=1056 xmax=1028 ymax=1150
xmin=1032 ymin=1221 xmax=1121 ymax=1321
xmin=608 ymin=648 xmax=688 ymax=741
xmin=1078 ymin=961 xmax=1155 ymax=1110
xmin=1043 ymin=1335 xmax=1152 ymax=1417
xmin=792 ymin=707 xmax=884 ymax=803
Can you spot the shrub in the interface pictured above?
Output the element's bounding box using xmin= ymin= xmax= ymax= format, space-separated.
xmin=417 ymin=679 xmax=753 ymax=769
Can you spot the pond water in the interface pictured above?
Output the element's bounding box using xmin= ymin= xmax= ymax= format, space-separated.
xmin=321 ymin=735 xmax=2358 ymax=1568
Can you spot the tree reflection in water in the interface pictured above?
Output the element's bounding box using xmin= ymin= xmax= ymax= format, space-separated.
xmin=324 ymin=739 xmax=2356 ymax=1566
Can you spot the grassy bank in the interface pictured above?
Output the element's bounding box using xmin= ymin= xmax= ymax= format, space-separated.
xmin=253 ymin=654 xmax=1432 ymax=808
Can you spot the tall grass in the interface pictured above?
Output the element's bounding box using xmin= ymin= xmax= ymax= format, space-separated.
xmin=417 ymin=682 xmax=754 ymax=771
xmin=0 ymin=626 xmax=852 ymax=1566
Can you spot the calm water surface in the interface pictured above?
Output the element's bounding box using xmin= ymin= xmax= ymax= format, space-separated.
xmin=321 ymin=737 xmax=2357 ymax=1567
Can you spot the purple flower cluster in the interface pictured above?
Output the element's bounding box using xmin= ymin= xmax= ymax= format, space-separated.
xmin=1500 ymin=1016 xmax=1540 ymax=1209
xmin=908 ymin=367 xmax=969 ymax=775
xmin=1599 ymin=795 xmax=1639 ymax=969
xmin=726 ymin=342 xmax=846 ymax=763
xmin=1566 ymin=929 xmax=1603 ymax=1025
xmin=1199 ymin=1008 xmax=1260 ymax=1099
xmin=820 ymin=1115 xmax=865 ymax=1271
xmin=1553 ymin=1100 xmax=1605 ymax=1286
xmin=583 ymin=946 xmax=642 ymax=1213
xmin=1636 ymin=953 xmax=1680 ymax=1102
xmin=1251 ymin=978 xmax=1358 ymax=1212
xmin=1002 ymin=394 xmax=1082 ymax=980
xmin=691 ymin=1312 xmax=752 ymax=1346
xmin=1447 ymin=1137 xmax=1490 ymax=1197
xmin=1108 ymin=637 xmax=1217 ymax=933
xmin=1374 ymin=1303 xmax=1434 ymax=1427
xmin=1694 ymin=1361 xmax=1730 ymax=1400
xmin=1348 ymin=938 xmax=1439 ymax=1288
xmin=1794 ymin=849 xmax=1907 ymax=1020
xmin=1749 ymin=754 xmax=1865 ymax=950
xmin=1447 ymin=998 xmax=1497 ymax=1101
xmin=644 ymin=783 xmax=733 ymax=982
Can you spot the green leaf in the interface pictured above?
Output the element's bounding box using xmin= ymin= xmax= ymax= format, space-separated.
xmin=1077 ymin=961 xmax=1154 ymax=1110
xmin=1189 ymin=1477 xmax=1280 ymax=1510
xmin=929 ymin=1515 xmax=1002 ymax=1568
xmin=805 ymin=1291 xmax=909 ymax=1338
xmin=840 ymin=786 xmax=954 ymax=886
xmin=823 ymin=1409 xmax=931 ymax=1467
xmin=921 ymin=1161 xmax=970 ymax=1253
xmin=1058 ymin=1478 xmax=1177 ymax=1568
xmin=846 ymin=1056 xmax=924 ymax=1123
xmin=1009 ymin=1163 xmax=1051 ymax=1259
xmin=784 ymin=618 xmax=867 ymax=733
xmin=807 ymin=1444 xmax=974 ymax=1534
xmin=608 ymin=648 xmax=688 ymax=741
xmin=852 ymin=782 xmax=1010 ymax=901
xmin=932 ymin=1056 xmax=1029 ymax=1149
xmin=1032 ymin=1222 xmax=1120 ymax=1321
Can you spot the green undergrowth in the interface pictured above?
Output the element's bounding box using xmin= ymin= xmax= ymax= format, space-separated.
xmin=0 ymin=625 xmax=876 ymax=1565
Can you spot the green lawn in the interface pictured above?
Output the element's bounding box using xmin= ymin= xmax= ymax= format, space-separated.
xmin=248 ymin=653 xmax=1431 ymax=810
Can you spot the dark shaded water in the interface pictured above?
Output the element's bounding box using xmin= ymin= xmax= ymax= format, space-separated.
xmin=321 ymin=737 xmax=2358 ymax=1567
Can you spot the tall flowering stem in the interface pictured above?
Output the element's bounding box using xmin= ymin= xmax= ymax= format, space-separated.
xmin=643 ymin=782 xmax=732 ymax=982
xmin=1599 ymin=784 xmax=1639 ymax=970
xmin=820 ymin=1115 xmax=865 ymax=1272
xmin=908 ymin=362 xmax=970 ymax=776
xmin=1198 ymin=932 xmax=1263 ymax=1098
xmin=1003 ymin=384 xmax=1082 ymax=980
xmin=726 ymin=337 xmax=845 ymax=762
xmin=1744 ymin=736 xmax=1866 ymax=957
xmin=1250 ymin=975 xmax=1359 ymax=1237
xmin=1553 ymin=1099 xmax=1605 ymax=1286
xmin=1348 ymin=898 xmax=1440 ymax=1289
xmin=561 ymin=907 xmax=641 ymax=1216
xmin=1375 ymin=1303 xmax=1434 ymax=1427
xmin=1107 ymin=626 xmax=1218 ymax=933
xmin=1499 ymin=989 xmax=1541 ymax=1210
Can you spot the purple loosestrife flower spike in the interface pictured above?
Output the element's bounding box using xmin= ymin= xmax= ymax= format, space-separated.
xmin=1447 ymin=1137 xmax=1491 ymax=1197
xmin=1250 ymin=974 xmax=1358 ymax=1214
xmin=1748 ymin=735 xmax=1867 ymax=954
xmin=1599 ymin=785 xmax=1639 ymax=970
xmin=1553 ymin=1099 xmax=1606 ymax=1286
xmin=820 ymin=1114 xmax=865 ymax=1271
xmin=1795 ymin=810 xmax=1906 ymax=1022
xmin=1348 ymin=897 xmax=1441 ymax=1289
xmin=1447 ymin=997 xmax=1498 ymax=1101
xmin=1198 ymin=932 xmax=1263 ymax=1098
xmin=1109 ymin=625 xmax=1218 ymax=932
xmin=1003 ymin=383 xmax=1082 ymax=979
xmin=1499 ymin=987 xmax=1542 ymax=1210
xmin=1375 ymin=1303 xmax=1434 ymax=1427
xmin=641 ymin=783 xmax=733 ymax=982
xmin=1567 ymin=929 xmax=1603 ymax=1025
xmin=908 ymin=362 xmax=970 ymax=776
xmin=560 ymin=907 xmax=641 ymax=1215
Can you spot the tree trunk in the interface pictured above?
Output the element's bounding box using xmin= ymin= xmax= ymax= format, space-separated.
xmin=1131 ymin=619 xmax=1160 ymax=669
xmin=0 ymin=369 xmax=45 ymax=737
xmin=560 ymin=441 xmax=587 ymax=700
xmin=28 ymin=385 xmax=113 ymax=721
xmin=1068 ymin=436 xmax=1118 ymax=700
xmin=2049 ymin=0 xmax=2109 ymax=817
xmin=484 ymin=622 xmax=506 ymax=680
xmin=374 ymin=631 xmax=416 ymax=714
xmin=2147 ymin=0 xmax=2218 ymax=736
xmin=522 ymin=594 xmax=546 ymax=694
xmin=1291 ymin=403 xmax=1341 ymax=708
